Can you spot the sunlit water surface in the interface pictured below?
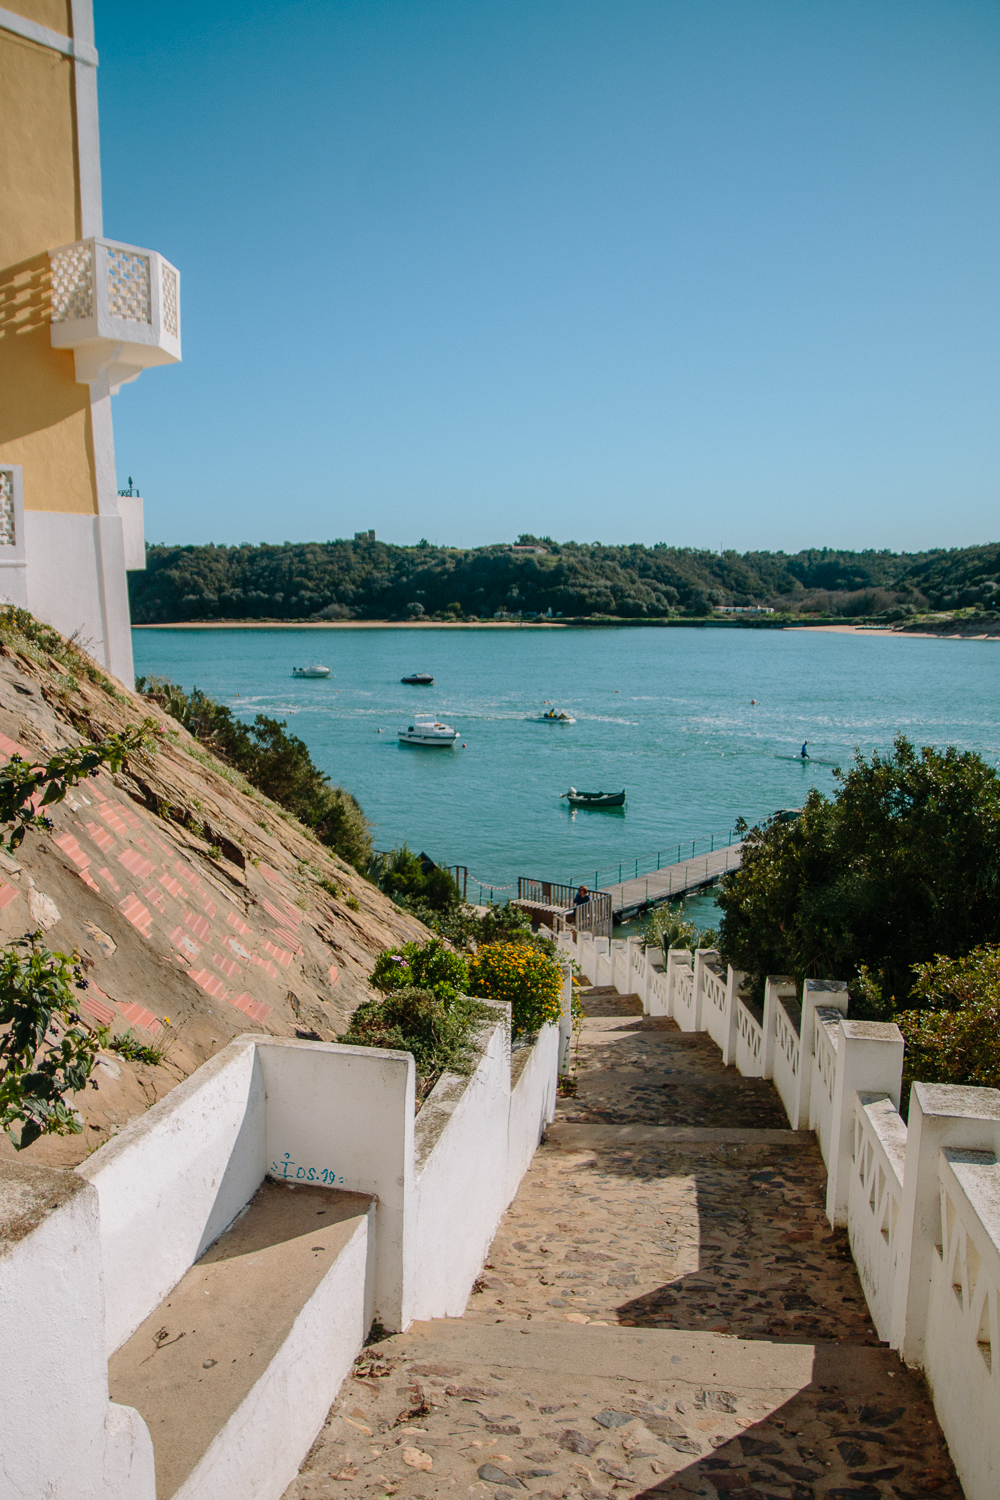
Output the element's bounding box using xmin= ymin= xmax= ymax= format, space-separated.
xmin=133 ymin=627 xmax=1000 ymax=916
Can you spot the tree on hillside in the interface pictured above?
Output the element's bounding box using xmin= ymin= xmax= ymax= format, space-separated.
xmin=717 ymin=736 xmax=1000 ymax=1010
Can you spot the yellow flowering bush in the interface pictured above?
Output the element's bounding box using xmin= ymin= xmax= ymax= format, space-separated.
xmin=467 ymin=941 xmax=563 ymax=1036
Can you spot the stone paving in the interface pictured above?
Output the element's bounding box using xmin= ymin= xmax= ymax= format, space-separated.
xmin=284 ymin=985 xmax=964 ymax=1500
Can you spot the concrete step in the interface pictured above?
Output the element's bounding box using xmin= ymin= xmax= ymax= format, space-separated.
xmin=109 ymin=1180 xmax=372 ymax=1499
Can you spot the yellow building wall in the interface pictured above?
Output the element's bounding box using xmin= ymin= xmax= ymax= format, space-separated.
xmin=0 ymin=18 xmax=99 ymax=515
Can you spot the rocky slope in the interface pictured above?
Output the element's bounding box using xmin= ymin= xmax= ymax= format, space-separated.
xmin=0 ymin=621 xmax=428 ymax=1169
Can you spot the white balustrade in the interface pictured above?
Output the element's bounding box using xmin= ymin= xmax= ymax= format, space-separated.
xmin=562 ymin=922 xmax=1000 ymax=1500
xmin=671 ymin=950 xmax=697 ymax=1030
xmin=810 ymin=1006 xmax=843 ymax=1166
xmin=849 ymin=1093 xmax=907 ymax=1338
xmin=734 ymin=996 xmax=765 ymax=1077
xmin=925 ymin=1145 xmax=1000 ymax=1500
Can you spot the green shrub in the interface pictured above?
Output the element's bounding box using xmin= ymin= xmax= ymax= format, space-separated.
xmin=368 ymin=845 xmax=460 ymax=912
xmin=370 ymin=939 xmax=468 ymax=1004
xmin=0 ymin=937 xmax=102 ymax=1150
xmin=896 ymin=946 xmax=1000 ymax=1106
xmin=466 ymin=941 xmax=563 ymax=1037
xmin=717 ymin=736 xmax=1000 ymax=1009
xmin=390 ymin=895 xmax=562 ymax=960
xmin=341 ymin=986 xmax=494 ymax=1094
xmin=637 ymin=901 xmax=717 ymax=953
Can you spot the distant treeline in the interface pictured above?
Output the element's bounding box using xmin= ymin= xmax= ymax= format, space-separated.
xmin=128 ymin=536 xmax=1000 ymax=624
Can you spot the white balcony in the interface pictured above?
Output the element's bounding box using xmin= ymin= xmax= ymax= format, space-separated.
xmin=48 ymin=236 xmax=181 ymax=392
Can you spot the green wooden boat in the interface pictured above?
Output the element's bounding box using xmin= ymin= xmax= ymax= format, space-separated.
xmin=561 ymin=787 xmax=626 ymax=808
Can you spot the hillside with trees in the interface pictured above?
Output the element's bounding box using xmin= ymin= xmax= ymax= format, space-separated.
xmin=128 ymin=535 xmax=1000 ymax=625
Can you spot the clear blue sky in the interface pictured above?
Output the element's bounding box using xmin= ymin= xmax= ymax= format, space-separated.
xmin=95 ymin=0 xmax=1000 ymax=553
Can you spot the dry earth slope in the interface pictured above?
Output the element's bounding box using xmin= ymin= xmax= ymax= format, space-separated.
xmin=0 ymin=625 xmax=429 ymax=1169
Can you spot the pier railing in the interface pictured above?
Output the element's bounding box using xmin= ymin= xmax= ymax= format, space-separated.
xmin=574 ymin=828 xmax=740 ymax=892
xmin=514 ymin=879 xmax=612 ymax=938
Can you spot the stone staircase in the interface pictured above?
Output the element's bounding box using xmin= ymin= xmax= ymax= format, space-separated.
xmin=284 ymin=982 xmax=963 ymax=1500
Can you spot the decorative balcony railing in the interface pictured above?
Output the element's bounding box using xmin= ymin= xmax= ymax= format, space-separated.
xmin=48 ymin=237 xmax=181 ymax=391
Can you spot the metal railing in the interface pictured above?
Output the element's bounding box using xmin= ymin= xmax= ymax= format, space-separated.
xmin=515 ymin=879 xmax=613 ymax=938
xmin=574 ymin=828 xmax=740 ymax=891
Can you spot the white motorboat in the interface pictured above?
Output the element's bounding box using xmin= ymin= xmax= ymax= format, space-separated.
xmin=398 ymin=714 xmax=459 ymax=747
xmin=534 ymin=709 xmax=576 ymax=723
xmin=292 ymin=663 xmax=332 ymax=679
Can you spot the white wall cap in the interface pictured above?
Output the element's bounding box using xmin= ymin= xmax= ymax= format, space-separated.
xmin=911 ymin=1081 xmax=1000 ymax=1121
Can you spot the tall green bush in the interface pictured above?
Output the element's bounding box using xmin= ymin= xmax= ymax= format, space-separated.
xmin=717 ymin=736 xmax=1000 ymax=1009
xmin=896 ymin=946 xmax=1000 ymax=1103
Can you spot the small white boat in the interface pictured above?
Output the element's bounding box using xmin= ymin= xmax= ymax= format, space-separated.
xmin=399 ymin=714 xmax=459 ymax=747
xmin=292 ymin=663 xmax=332 ymax=679
xmin=535 ymin=709 xmax=576 ymax=723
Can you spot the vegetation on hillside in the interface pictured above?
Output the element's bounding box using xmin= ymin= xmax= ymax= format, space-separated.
xmin=717 ymin=736 xmax=1000 ymax=1011
xmin=129 ymin=536 xmax=1000 ymax=624
xmin=342 ymin=986 xmax=496 ymax=1097
xmin=136 ymin=677 xmax=372 ymax=870
xmin=367 ymin=845 xmax=462 ymax=913
xmin=896 ymin=947 xmax=1000 ymax=1102
xmin=0 ymin=724 xmax=163 ymax=1149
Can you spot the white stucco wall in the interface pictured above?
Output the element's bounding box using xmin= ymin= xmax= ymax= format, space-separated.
xmin=505 ymin=1022 xmax=559 ymax=1207
xmin=79 ymin=1035 xmax=266 ymax=1354
xmin=411 ymin=1020 xmax=510 ymax=1321
xmin=0 ymin=1163 xmax=154 ymax=1500
xmin=23 ymin=508 xmax=135 ymax=684
xmin=256 ymin=1036 xmax=415 ymax=1331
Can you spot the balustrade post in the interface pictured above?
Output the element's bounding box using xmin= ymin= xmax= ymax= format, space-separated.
xmin=762 ymin=975 xmax=796 ymax=1081
xmin=792 ymin=979 xmax=848 ymax=1131
xmin=825 ymin=1019 xmax=904 ymax=1227
xmin=721 ymin=965 xmax=741 ymax=1067
xmin=692 ymin=948 xmax=719 ymax=1033
xmin=664 ymin=946 xmax=691 ymax=1020
xmin=890 ymin=1082 xmax=1000 ymax=1365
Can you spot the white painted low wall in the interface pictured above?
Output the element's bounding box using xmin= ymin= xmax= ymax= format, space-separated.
xmin=2 ymin=1005 xmax=560 ymax=1500
xmin=506 ymin=1021 xmax=560 ymax=1207
xmin=79 ymin=1038 xmax=267 ymax=1355
xmin=556 ymin=921 xmax=1000 ymax=1500
xmin=174 ymin=1207 xmax=373 ymax=1500
xmin=257 ymin=1037 xmax=413 ymax=1331
xmin=411 ymin=1019 xmax=510 ymax=1322
xmin=0 ymin=1162 xmax=154 ymax=1500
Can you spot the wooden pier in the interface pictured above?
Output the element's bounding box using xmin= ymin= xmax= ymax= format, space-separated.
xmin=603 ymin=841 xmax=743 ymax=921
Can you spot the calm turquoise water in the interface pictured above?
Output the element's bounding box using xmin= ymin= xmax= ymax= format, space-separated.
xmin=132 ymin=627 xmax=1000 ymax=904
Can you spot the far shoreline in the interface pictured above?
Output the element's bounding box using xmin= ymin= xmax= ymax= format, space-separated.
xmin=131 ymin=618 xmax=1000 ymax=640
